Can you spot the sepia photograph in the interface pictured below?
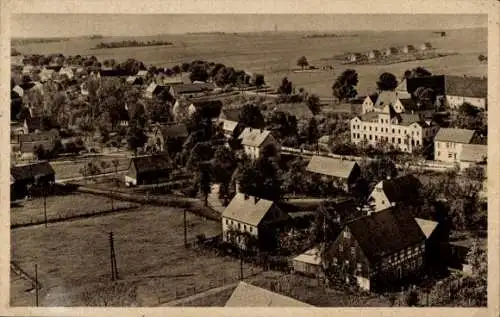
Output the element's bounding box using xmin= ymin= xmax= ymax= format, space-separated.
xmin=3 ymin=5 xmax=496 ymax=312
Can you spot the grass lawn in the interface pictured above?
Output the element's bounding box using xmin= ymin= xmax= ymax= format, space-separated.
xmin=51 ymin=157 xmax=130 ymax=180
xmin=11 ymin=193 xmax=138 ymax=227
xmin=11 ymin=205 xmax=263 ymax=306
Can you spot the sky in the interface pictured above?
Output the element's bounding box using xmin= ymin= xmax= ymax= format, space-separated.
xmin=11 ymin=14 xmax=487 ymax=38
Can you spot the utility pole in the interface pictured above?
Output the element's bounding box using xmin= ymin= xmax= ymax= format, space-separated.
xmin=239 ymin=248 xmax=243 ymax=280
xmin=184 ymin=209 xmax=188 ymax=248
xmin=34 ymin=264 xmax=39 ymax=307
xmin=43 ymin=186 xmax=48 ymax=228
xmin=109 ymin=232 xmax=118 ymax=280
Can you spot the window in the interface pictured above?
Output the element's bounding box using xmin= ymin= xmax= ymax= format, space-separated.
xmin=363 ymin=126 xmax=366 ymax=130
xmin=369 ymin=135 xmax=372 ymax=140
xmin=398 ymin=138 xmax=401 ymax=144
xmin=375 ymin=127 xmax=378 ymax=131
xmin=454 ymin=153 xmax=457 ymax=160
xmin=437 ymin=151 xmax=440 ymax=157
xmin=382 ymin=200 xmax=385 ymax=205
xmin=244 ymin=225 xmax=247 ymax=231
xmin=238 ymin=223 xmax=241 ymax=229
xmin=392 ymin=129 xmax=395 ymax=133
xmin=226 ymin=219 xmax=229 ymax=224
xmin=448 ymin=153 xmax=453 ymax=158
xmin=249 ymin=227 xmax=253 ymax=232
xmin=416 ymin=140 xmax=420 ymax=146
xmin=392 ymin=137 xmax=395 ymax=143
xmin=398 ymin=129 xmax=400 ymax=134
xmin=375 ymin=135 xmax=378 ymax=141
xmin=369 ymin=126 xmax=372 ymax=131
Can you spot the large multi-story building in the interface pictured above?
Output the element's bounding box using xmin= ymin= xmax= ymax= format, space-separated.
xmin=350 ymin=103 xmax=439 ymax=153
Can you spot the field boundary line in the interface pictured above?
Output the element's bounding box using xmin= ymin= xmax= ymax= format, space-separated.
xmin=10 ymin=261 xmax=42 ymax=290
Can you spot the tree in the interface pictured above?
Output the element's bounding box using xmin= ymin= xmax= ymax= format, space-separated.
xmin=189 ymin=64 xmax=209 ymax=82
xmin=199 ymin=165 xmax=211 ymax=207
xmin=413 ymin=87 xmax=435 ymax=105
xmin=478 ymin=54 xmax=487 ymax=63
xmin=238 ymin=103 xmax=265 ymax=129
xmin=307 ymin=117 xmax=319 ymax=150
xmin=405 ymin=289 xmax=420 ymax=306
xmin=297 ymin=56 xmax=309 ymax=70
xmin=306 ymin=94 xmax=321 ymax=115
xmin=403 ymin=67 xmax=432 ymax=80
xmin=376 ymin=72 xmax=398 ymax=91
xmin=126 ymin=121 xmax=147 ymax=156
xmin=253 ymin=74 xmax=265 ymax=88
xmin=332 ymin=69 xmax=358 ymax=103
xmin=278 ymin=77 xmax=293 ymax=95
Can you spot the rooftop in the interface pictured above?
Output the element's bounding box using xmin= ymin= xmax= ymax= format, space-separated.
xmin=306 ymin=155 xmax=358 ymax=179
xmin=225 ymin=282 xmax=313 ymax=307
xmin=435 ymin=128 xmax=475 ymax=144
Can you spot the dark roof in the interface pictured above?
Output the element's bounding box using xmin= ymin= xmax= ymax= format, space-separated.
xmin=220 ymin=108 xmax=243 ymax=121
xmin=171 ymin=83 xmax=207 ymax=94
xmin=158 ymin=123 xmax=189 ymax=139
xmin=11 ymin=162 xmax=55 ymax=181
xmin=397 ymin=113 xmax=425 ymax=126
xmin=346 ymin=207 xmax=426 ymax=263
xmin=359 ymin=112 xmax=379 ymax=122
xmin=381 ymin=175 xmax=422 ymax=203
xmin=130 ymin=154 xmax=172 ymax=174
xmin=405 ymin=75 xmax=445 ymax=95
xmin=435 ymin=128 xmax=475 ymax=144
xmin=306 ymin=156 xmax=359 ymax=179
xmin=444 ymin=75 xmax=487 ymax=98
xmin=190 ymin=100 xmax=223 ymax=118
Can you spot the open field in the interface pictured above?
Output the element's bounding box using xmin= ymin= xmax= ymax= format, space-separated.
xmin=10 ymin=205 xmax=264 ymax=306
xmin=13 ymin=28 xmax=487 ymax=97
xmin=10 ymin=192 xmax=138 ymax=227
xmin=50 ymin=156 xmax=130 ymax=180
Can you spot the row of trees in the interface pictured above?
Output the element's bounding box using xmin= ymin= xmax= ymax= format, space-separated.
xmin=93 ymin=40 xmax=173 ymax=49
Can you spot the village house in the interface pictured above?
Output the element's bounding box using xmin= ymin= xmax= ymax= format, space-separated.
xmin=414 ymin=217 xmax=449 ymax=273
xmin=11 ymin=161 xmax=55 ymax=201
xmin=372 ymin=91 xmax=409 ymax=114
xmin=355 ymin=94 xmax=379 ymax=115
xmin=222 ymin=193 xmax=290 ymax=250
xmin=367 ymin=50 xmax=382 ymax=60
xmin=292 ymin=247 xmax=322 ymax=277
xmin=126 ymin=76 xmax=143 ymax=85
xmin=434 ymin=128 xmax=485 ymax=164
xmin=306 ymin=156 xmax=361 ymax=192
xmin=367 ymin=174 xmax=422 ymax=212
xmin=218 ymin=108 xmax=243 ymax=139
xmin=443 ymin=75 xmax=487 ymax=109
xmin=238 ymin=128 xmax=279 ymax=160
xmin=148 ymin=123 xmax=189 ymax=154
xmin=419 ymin=42 xmax=433 ymax=51
xmin=225 ymin=282 xmax=313 ymax=307
xmin=13 ymin=129 xmax=61 ymax=160
xmin=169 ymin=83 xmax=212 ymax=99
xmin=124 ymin=154 xmax=172 ymax=187
xmin=350 ymin=105 xmax=440 ymax=153
xmin=328 ymin=206 xmax=427 ymax=292
xmin=459 ymin=143 xmax=487 ymax=168
xmin=385 ymin=47 xmax=399 ymax=56
xmin=348 ymin=53 xmax=367 ymax=63
xmin=402 ymin=45 xmax=417 ymax=54
xmin=144 ymin=82 xmax=168 ymax=99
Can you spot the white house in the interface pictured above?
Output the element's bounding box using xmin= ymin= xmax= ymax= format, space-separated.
xmin=350 ymin=105 xmax=439 ymax=153
xmin=221 ymin=193 xmax=289 ymax=249
xmin=238 ymin=128 xmax=279 ymax=160
xmin=367 ymin=174 xmax=422 ymax=212
xmin=434 ymin=128 xmax=479 ymax=163
xmin=443 ymin=76 xmax=487 ymax=109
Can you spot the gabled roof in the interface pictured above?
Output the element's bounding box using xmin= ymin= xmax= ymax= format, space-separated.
xmin=157 ymin=123 xmax=189 ymax=139
xmin=306 ymin=155 xmax=358 ymax=179
xmin=460 ymin=144 xmax=487 ymax=163
xmin=358 ymin=112 xmax=379 ymax=122
xmin=444 ymin=75 xmax=487 ymax=98
xmin=130 ymin=154 xmax=172 ymax=174
xmin=11 ymin=161 xmax=55 ymax=181
xmin=146 ymin=82 xmax=165 ymax=94
xmin=345 ymin=206 xmax=426 ymax=263
xmin=170 ymin=83 xmax=207 ymax=94
xmin=435 ymin=128 xmax=475 ymax=144
xmin=222 ymin=193 xmax=278 ymax=226
xmin=293 ymin=247 xmax=321 ymax=265
xmin=238 ymin=128 xmax=272 ymax=147
xmin=415 ymin=218 xmax=439 ymax=239
xmin=225 ymin=282 xmax=313 ymax=307
xmin=221 ymin=119 xmax=240 ymax=133
xmin=374 ymin=91 xmax=402 ymax=111
xmin=381 ymin=175 xmax=422 ymax=203
xmin=398 ymin=113 xmax=425 ymax=126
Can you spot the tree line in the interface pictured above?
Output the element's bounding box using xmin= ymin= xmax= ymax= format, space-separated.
xmin=93 ymin=40 xmax=174 ymax=49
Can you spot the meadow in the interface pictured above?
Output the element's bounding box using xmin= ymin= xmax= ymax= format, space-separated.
xmin=10 ymin=205 xmax=262 ymax=306
xmin=13 ymin=28 xmax=487 ymax=97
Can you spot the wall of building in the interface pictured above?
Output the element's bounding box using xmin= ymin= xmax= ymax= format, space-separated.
xmin=368 ymin=182 xmax=396 ymax=212
xmin=222 ymin=217 xmax=259 ymax=243
xmin=434 ymin=141 xmax=463 ymax=163
xmin=446 ymin=96 xmax=486 ymax=109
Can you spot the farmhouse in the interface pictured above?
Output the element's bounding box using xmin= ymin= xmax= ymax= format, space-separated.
xmin=169 ymin=83 xmax=211 ymax=99
xmin=328 ymin=206 xmax=426 ymax=292
xmin=225 ymin=282 xmax=313 ymax=307
xmin=419 ymin=42 xmax=433 ymax=51
xmin=402 ymin=45 xmax=416 ymax=54
xmin=385 ymin=47 xmax=399 ymax=56
xmin=367 ymin=174 xmax=422 ymax=212
xmin=238 ymin=128 xmax=279 ymax=160
xmin=124 ymin=154 xmax=172 ymax=187
xmin=306 ymin=156 xmax=361 ymax=192
xmin=11 ymin=161 xmax=55 ymax=200
xmin=443 ymin=76 xmax=487 ymax=109
xmin=149 ymin=123 xmax=189 ymax=153
xmin=350 ymin=106 xmax=439 ymax=153
xmin=367 ymin=50 xmax=382 ymax=60
xmin=218 ymin=108 xmax=243 ymax=138
xmin=144 ymin=82 xmax=168 ymax=99
xmin=348 ymin=53 xmax=367 ymax=63
xmin=434 ymin=128 xmax=486 ymax=166
xmin=222 ymin=193 xmax=290 ymax=250
xmin=292 ymin=248 xmax=322 ymax=277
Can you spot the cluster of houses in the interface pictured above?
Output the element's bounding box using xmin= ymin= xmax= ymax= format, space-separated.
xmin=348 ymin=43 xmax=433 ymax=62
xmin=349 ymin=74 xmax=487 ymax=168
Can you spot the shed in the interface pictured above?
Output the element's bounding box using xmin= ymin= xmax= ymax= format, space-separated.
xmin=124 ymin=154 xmax=172 ymax=186
xmin=292 ymin=248 xmax=322 ymax=277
